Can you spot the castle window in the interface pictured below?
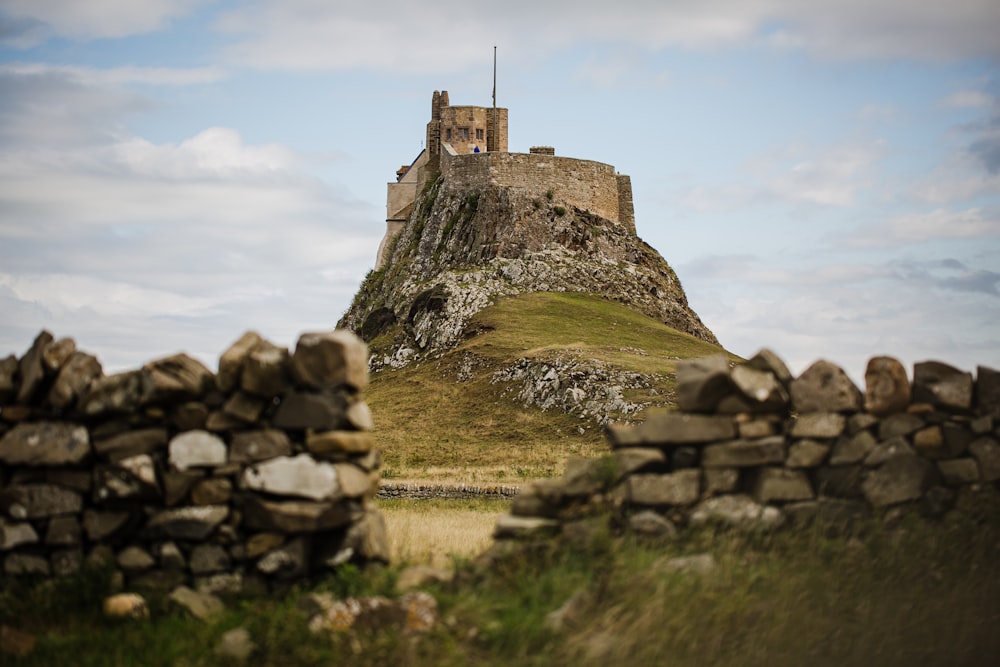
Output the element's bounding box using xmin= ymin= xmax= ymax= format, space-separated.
xmin=446 ymin=128 xmax=452 ymax=140
xmin=457 ymin=127 xmax=470 ymax=141
xmin=476 ymin=128 xmax=484 ymax=141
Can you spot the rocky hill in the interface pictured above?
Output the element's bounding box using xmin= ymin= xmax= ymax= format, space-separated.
xmin=338 ymin=174 xmax=717 ymax=369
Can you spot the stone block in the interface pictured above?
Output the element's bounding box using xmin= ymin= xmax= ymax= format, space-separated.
xmin=221 ymin=391 xmax=266 ymax=424
xmin=169 ymin=430 xmax=227 ymax=470
xmin=190 ymin=478 xmax=233 ymax=506
xmin=305 ymin=430 xmax=373 ymax=456
xmin=786 ymin=439 xmax=830 ymax=468
xmin=15 ymin=330 xmax=53 ymax=404
xmin=145 ymin=505 xmax=229 ymax=541
xmin=731 ymin=364 xmax=788 ymax=412
xmin=815 ymin=465 xmax=864 ymax=499
xmin=242 ymin=454 xmax=340 ymax=501
xmin=0 ymin=421 xmax=90 ymax=466
xmin=936 ymin=458 xmax=981 ymax=485
xmin=273 ymin=391 xmax=348 ymax=431
xmin=689 ymin=494 xmax=785 ymax=530
xmin=144 ymin=353 xmax=213 ymax=402
xmin=861 ymin=452 xmax=936 ymax=507
xmin=290 ymin=330 xmax=369 ymax=392
xmin=82 ymin=510 xmax=131 ymax=541
xmin=912 ymin=361 xmax=974 ymax=411
xmin=240 ymin=340 xmax=290 ymax=398
xmin=1 ymin=483 xmax=82 ymax=519
xmin=790 ymin=360 xmax=862 ymax=413
xmin=0 ymin=519 xmax=39 ymax=550
xmin=242 ymin=496 xmax=357 ymax=533
xmin=745 ymin=348 xmax=793 ymax=384
xmin=613 ymin=447 xmax=667 ymax=478
xmin=94 ymin=427 xmax=168 ymax=462
xmin=968 ymin=437 xmax=1000 ymax=481
xmin=790 ymin=412 xmax=846 ymax=439
xmin=878 ymin=412 xmax=924 ymax=440
xmin=217 ymin=331 xmax=263 ymax=394
xmin=48 ymin=352 xmax=102 ymax=409
xmin=627 ymin=470 xmax=701 ymax=506
xmin=863 ymin=436 xmax=914 ymax=467
xmin=190 ymin=544 xmax=231 ymax=575
xmin=864 ymin=356 xmax=911 ymax=416
xmin=976 ymin=365 xmax=1000 ymax=417
xmin=493 ymin=514 xmax=560 ymax=539
xmin=79 ymin=370 xmax=153 ymax=417
xmin=45 ymin=515 xmax=82 ymax=546
xmin=637 ymin=412 xmax=736 ymax=445
xmin=703 ymin=468 xmax=739 ymax=496
xmin=675 ymin=355 xmax=733 ymax=412
xmin=702 ymin=436 xmax=785 ymax=468
xmin=230 ymin=429 xmax=293 ymax=463
xmin=753 ymin=468 xmax=814 ymax=503
xmin=829 ymin=430 xmax=876 ymax=465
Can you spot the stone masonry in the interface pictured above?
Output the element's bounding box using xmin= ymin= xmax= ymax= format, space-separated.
xmin=0 ymin=329 xmax=386 ymax=593
xmin=495 ymin=352 xmax=1000 ymax=541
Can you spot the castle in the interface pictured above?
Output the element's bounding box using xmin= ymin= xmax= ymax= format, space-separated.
xmin=375 ymin=90 xmax=636 ymax=269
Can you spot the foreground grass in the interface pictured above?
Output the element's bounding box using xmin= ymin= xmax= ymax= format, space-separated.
xmin=379 ymin=497 xmax=505 ymax=567
xmin=367 ymin=292 xmax=732 ymax=483
xmin=4 ymin=493 xmax=998 ymax=667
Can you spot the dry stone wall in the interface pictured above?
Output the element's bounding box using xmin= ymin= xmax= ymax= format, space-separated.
xmin=495 ymin=351 xmax=1000 ymax=541
xmin=0 ymin=329 xmax=386 ymax=593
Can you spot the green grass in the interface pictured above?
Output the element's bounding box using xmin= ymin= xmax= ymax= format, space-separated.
xmin=367 ymin=292 xmax=733 ymax=483
xmin=5 ymin=493 xmax=999 ymax=666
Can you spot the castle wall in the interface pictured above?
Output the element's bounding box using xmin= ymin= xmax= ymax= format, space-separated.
xmin=442 ymin=152 xmax=624 ymax=224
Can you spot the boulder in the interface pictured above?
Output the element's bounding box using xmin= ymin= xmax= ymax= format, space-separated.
xmin=912 ymin=361 xmax=973 ymax=411
xmin=290 ymin=330 xmax=369 ymax=392
xmin=864 ymin=356 xmax=911 ymax=416
xmin=0 ymin=421 xmax=90 ymax=466
xmin=790 ymin=360 xmax=862 ymax=413
xmin=242 ymin=454 xmax=340 ymax=501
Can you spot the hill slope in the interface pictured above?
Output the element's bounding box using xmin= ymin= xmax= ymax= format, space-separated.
xmin=365 ymin=291 xmax=733 ymax=483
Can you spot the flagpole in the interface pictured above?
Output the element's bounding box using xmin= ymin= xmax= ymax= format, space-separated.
xmin=492 ymin=46 xmax=497 ymax=152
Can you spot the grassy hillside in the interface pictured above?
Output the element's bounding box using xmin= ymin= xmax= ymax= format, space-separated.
xmin=366 ymin=291 xmax=734 ymax=483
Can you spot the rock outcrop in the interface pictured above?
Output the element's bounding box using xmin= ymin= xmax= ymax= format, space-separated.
xmin=338 ymin=178 xmax=716 ymax=369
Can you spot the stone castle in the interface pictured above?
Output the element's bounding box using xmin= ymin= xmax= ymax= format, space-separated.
xmin=375 ymin=90 xmax=636 ymax=269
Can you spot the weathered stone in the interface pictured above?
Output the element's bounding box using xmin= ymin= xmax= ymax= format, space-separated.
xmin=44 ymin=469 xmax=91 ymax=493
xmin=790 ymin=360 xmax=862 ymax=413
xmin=256 ymin=537 xmax=308 ymax=578
xmin=1 ymin=483 xmax=82 ymax=519
xmin=675 ymin=355 xmax=733 ymax=413
xmin=345 ymin=401 xmax=374 ymax=431
xmin=745 ymin=348 xmax=793 ymax=384
xmin=689 ymin=494 xmax=785 ymax=529
xmin=864 ymin=356 xmax=911 ymax=416
xmin=189 ymin=544 xmax=231 ymax=575
xmin=242 ymin=454 xmax=340 ymax=501
xmin=968 ymin=437 xmax=1000 ymax=481
xmin=815 ymin=465 xmax=864 ymax=498
xmin=240 ymin=340 xmax=290 ymax=398
xmin=159 ymin=541 xmax=186 ymax=570
xmin=913 ymin=426 xmax=945 ymax=459
xmin=863 ymin=436 xmax=914 ymax=467
xmin=753 ymin=468 xmax=814 ymax=503
xmin=0 ymin=519 xmax=38 ymax=550
xmin=878 ymin=412 xmax=925 ymax=440
xmin=168 ymin=585 xmax=224 ymax=621
xmin=829 ymin=430 xmax=877 ymax=465
xmin=220 ymin=391 xmax=265 ymax=424
xmin=103 ymin=593 xmax=149 ymax=620
xmin=243 ymin=496 xmax=356 ymax=533
xmin=246 ymin=533 xmax=285 ymax=558
xmin=291 ymin=330 xmax=369 ymax=392
xmin=169 ymin=430 xmax=227 ymax=470
xmin=79 ymin=370 xmax=153 ymax=417
xmin=847 ymin=413 xmax=879 ymax=434
xmin=737 ymin=417 xmax=777 ymax=439
xmin=190 ymin=478 xmax=232 ymax=505
xmin=4 ymin=552 xmax=49 ymax=575
xmin=333 ymin=463 xmax=373 ymax=498
xmin=40 ymin=337 xmax=75 ymax=374
xmin=117 ymin=545 xmax=155 ymax=571
xmin=702 ymin=436 xmax=785 ymax=468
xmin=637 ymin=411 xmax=736 ymax=444
xmin=16 ymin=330 xmax=53 ymax=404
xmin=162 ymin=470 xmax=204 ymax=506
xmin=82 ymin=510 xmax=131 ymax=541
xmin=970 ymin=415 xmax=994 ymax=434
xmin=786 ymin=439 xmax=830 ymax=468
xmin=217 ymin=331 xmax=263 ymax=394
xmin=45 ymin=514 xmax=81 ymax=546
xmin=272 ymin=391 xmax=348 ymax=431
xmin=861 ymin=452 xmax=936 ymax=507
xmin=627 ymin=470 xmax=700 ymax=506
xmin=940 ymin=423 xmax=974 ymax=457
xmin=936 ymin=458 xmax=981 ymax=485
xmin=493 ymin=514 xmax=560 ymax=539
xmin=205 ymin=410 xmax=246 ymax=432
xmin=0 ymin=421 xmax=90 ymax=466
xmin=146 ymin=505 xmax=228 ymax=540
xmin=48 ymin=352 xmax=102 ymax=409
xmin=790 ymin=412 xmax=846 ymax=439
xmin=93 ymin=427 xmax=167 ymax=462
xmin=170 ymin=402 xmax=209 ymax=431
xmin=143 ymin=353 xmax=213 ymax=402
xmin=627 ymin=510 xmax=678 ymax=537
xmin=614 ymin=447 xmax=667 ymax=478
xmin=305 ymin=430 xmax=373 ymax=456
xmin=731 ymin=364 xmax=788 ymax=411
xmin=560 ymin=457 xmax=610 ymax=497
xmin=702 ymin=468 xmax=739 ymax=495
xmin=976 ymin=365 xmax=1000 ymax=417
xmin=230 ymin=429 xmax=293 ymax=463
xmin=93 ymin=463 xmax=158 ymax=503
xmin=0 ymin=354 xmax=18 ymax=403
xmin=339 ymin=507 xmax=391 ymax=563
xmin=215 ymin=627 xmax=255 ymax=663
xmin=913 ymin=361 xmax=974 ymax=411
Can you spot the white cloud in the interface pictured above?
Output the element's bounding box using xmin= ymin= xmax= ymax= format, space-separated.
xmin=0 ymin=0 xmax=207 ymax=44
xmin=942 ymin=90 xmax=994 ymax=109
xmin=0 ymin=62 xmax=227 ymax=86
xmin=846 ymin=207 xmax=1000 ymax=247
xmin=211 ymin=0 xmax=1000 ymax=74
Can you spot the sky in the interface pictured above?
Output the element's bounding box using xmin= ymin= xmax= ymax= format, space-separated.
xmin=1 ymin=1 xmax=999 ymax=384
